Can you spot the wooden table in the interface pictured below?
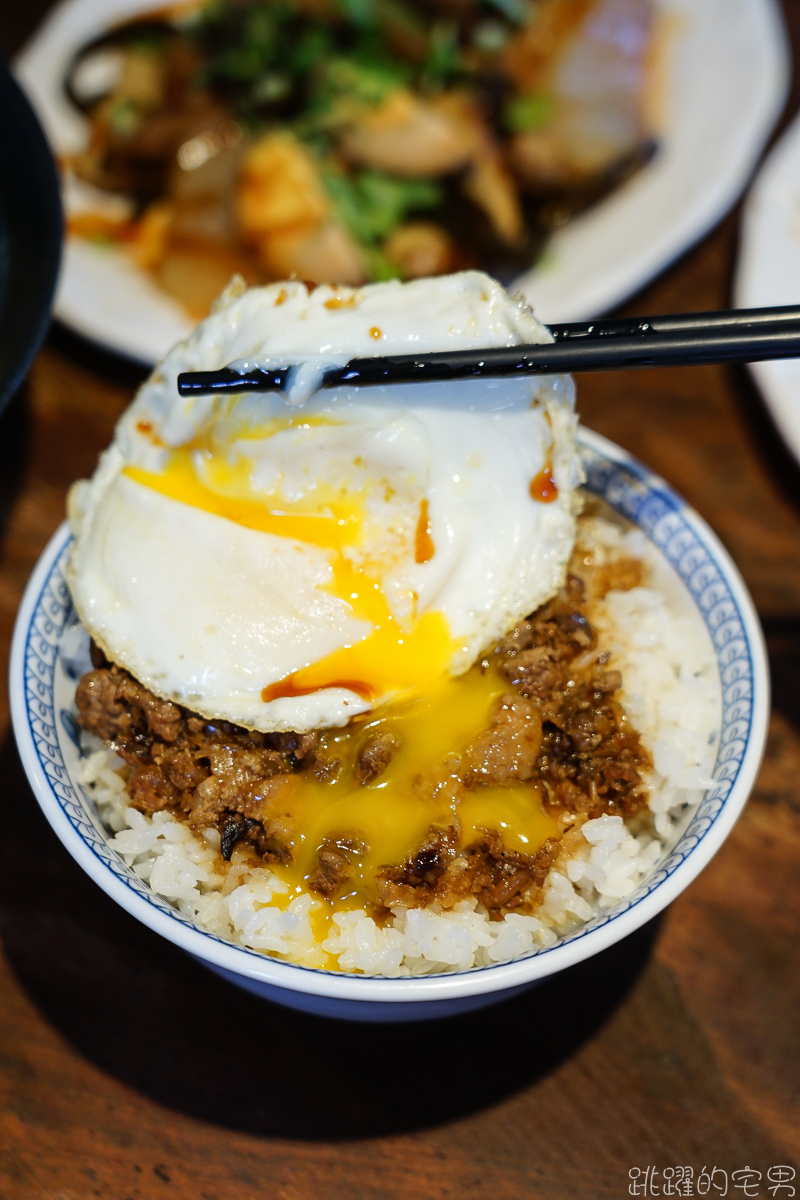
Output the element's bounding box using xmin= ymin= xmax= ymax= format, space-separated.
xmin=1 ymin=7 xmax=800 ymax=1198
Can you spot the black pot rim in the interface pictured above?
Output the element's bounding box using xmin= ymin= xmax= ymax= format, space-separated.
xmin=0 ymin=57 xmax=62 ymax=411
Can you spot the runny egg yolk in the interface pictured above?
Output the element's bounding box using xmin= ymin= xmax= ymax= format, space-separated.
xmin=125 ymin=448 xmax=363 ymax=551
xmin=270 ymin=657 xmax=559 ymax=912
xmin=261 ymin=557 xmax=453 ymax=703
xmin=124 ymin=438 xmax=456 ymax=704
xmin=123 ymin=436 xmax=558 ymax=935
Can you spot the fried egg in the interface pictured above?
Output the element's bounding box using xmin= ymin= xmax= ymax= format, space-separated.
xmin=68 ymin=270 xmax=582 ymax=733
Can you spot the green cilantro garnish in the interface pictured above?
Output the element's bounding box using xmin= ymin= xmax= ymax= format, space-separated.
xmin=503 ymin=93 xmax=554 ymax=133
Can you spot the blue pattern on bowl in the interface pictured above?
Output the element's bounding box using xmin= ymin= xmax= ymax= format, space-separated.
xmin=19 ymin=432 xmax=755 ymax=982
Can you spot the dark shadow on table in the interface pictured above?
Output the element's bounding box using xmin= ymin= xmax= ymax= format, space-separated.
xmin=0 ymin=380 xmax=31 ymax=537
xmin=0 ymin=731 xmax=657 ymax=1141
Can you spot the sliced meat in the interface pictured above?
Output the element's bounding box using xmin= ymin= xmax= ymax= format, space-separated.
xmin=183 ymin=773 xmax=224 ymax=824
xmin=151 ymin=744 xmax=208 ymax=790
xmin=495 ymin=576 xmax=594 ymax=681
xmin=76 ymin=664 xmax=181 ymax=747
xmin=186 ymin=768 xmax=291 ymax=825
xmin=265 ymin=731 xmax=320 ymax=764
xmin=205 ymin=742 xmax=286 ymax=800
xmin=460 ymin=831 xmax=560 ymax=913
xmin=76 ymin=668 xmax=134 ymax=743
xmin=494 ymin=578 xmax=594 ymax=720
xmin=114 ymin=670 xmax=182 ymax=742
xmin=592 ymin=667 xmax=622 ymax=694
xmin=311 ymin=753 xmax=342 ymax=784
xmin=377 ymin=825 xmax=559 ymax=916
xmin=492 ymin=573 xmax=650 ymax=817
xmin=233 ymin=774 xmax=293 ymax=823
xmin=219 ymin=815 xmax=293 ymax=863
xmin=376 ymin=824 xmax=460 ymax=908
xmin=308 ymin=834 xmax=366 ymax=899
xmin=499 ymin=645 xmax=562 ymax=700
xmin=536 ymin=674 xmax=650 ymax=818
xmin=410 ymin=755 xmax=465 ymax=808
xmin=75 ymin=663 xmax=312 ymax=864
xmin=353 ymin=730 xmax=401 ymax=785
xmin=403 ymin=824 xmax=461 ymax=885
xmin=464 ymin=693 xmax=542 ymax=784
xmin=127 ymin=763 xmax=178 ymax=813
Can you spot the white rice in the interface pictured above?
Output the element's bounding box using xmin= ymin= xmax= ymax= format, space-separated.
xmin=75 ymin=515 xmax=720 ymax=977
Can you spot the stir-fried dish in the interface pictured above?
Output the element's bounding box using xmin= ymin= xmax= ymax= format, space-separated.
xmin=67 ymin=0 xmax=655 ymax=315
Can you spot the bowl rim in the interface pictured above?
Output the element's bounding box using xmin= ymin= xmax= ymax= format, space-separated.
xmin=10 ymin=426 xmax=770 ymax=1004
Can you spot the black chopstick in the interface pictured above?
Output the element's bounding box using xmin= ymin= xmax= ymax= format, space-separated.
xmin=176 ymin=304 xmax=800 ymax=397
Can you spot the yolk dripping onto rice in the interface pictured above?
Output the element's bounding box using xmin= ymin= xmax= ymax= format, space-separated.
xmin=199 ymin=654 xmax=559 ymax=947
xmin=271 ymin=658 xmax=558 ymax=908
xmin=121 ymin=437 xmax=557 ymax=920
xmin=125 ymin=412 xmax=460 ymax=705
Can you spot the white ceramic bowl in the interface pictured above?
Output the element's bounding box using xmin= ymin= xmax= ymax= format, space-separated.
xmin=10 ymin=428 xmax=769 ymax=1021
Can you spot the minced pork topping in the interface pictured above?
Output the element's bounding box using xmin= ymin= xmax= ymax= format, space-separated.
xmin=76 ymin=563 xmax=651 ymax=923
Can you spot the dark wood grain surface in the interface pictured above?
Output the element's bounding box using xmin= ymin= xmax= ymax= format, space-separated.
xmin=2 ymin=7 xmax=800 ymax=1199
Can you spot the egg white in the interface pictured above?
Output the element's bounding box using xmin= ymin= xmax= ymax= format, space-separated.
xmin=68 ymin=271 xmax=583 ymax=732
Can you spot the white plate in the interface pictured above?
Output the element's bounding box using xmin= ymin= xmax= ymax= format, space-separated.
xmin=16 ymin=0 xmax=790 ymax=364
xmin=736 ymin=110 xmax=800 ymax=462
